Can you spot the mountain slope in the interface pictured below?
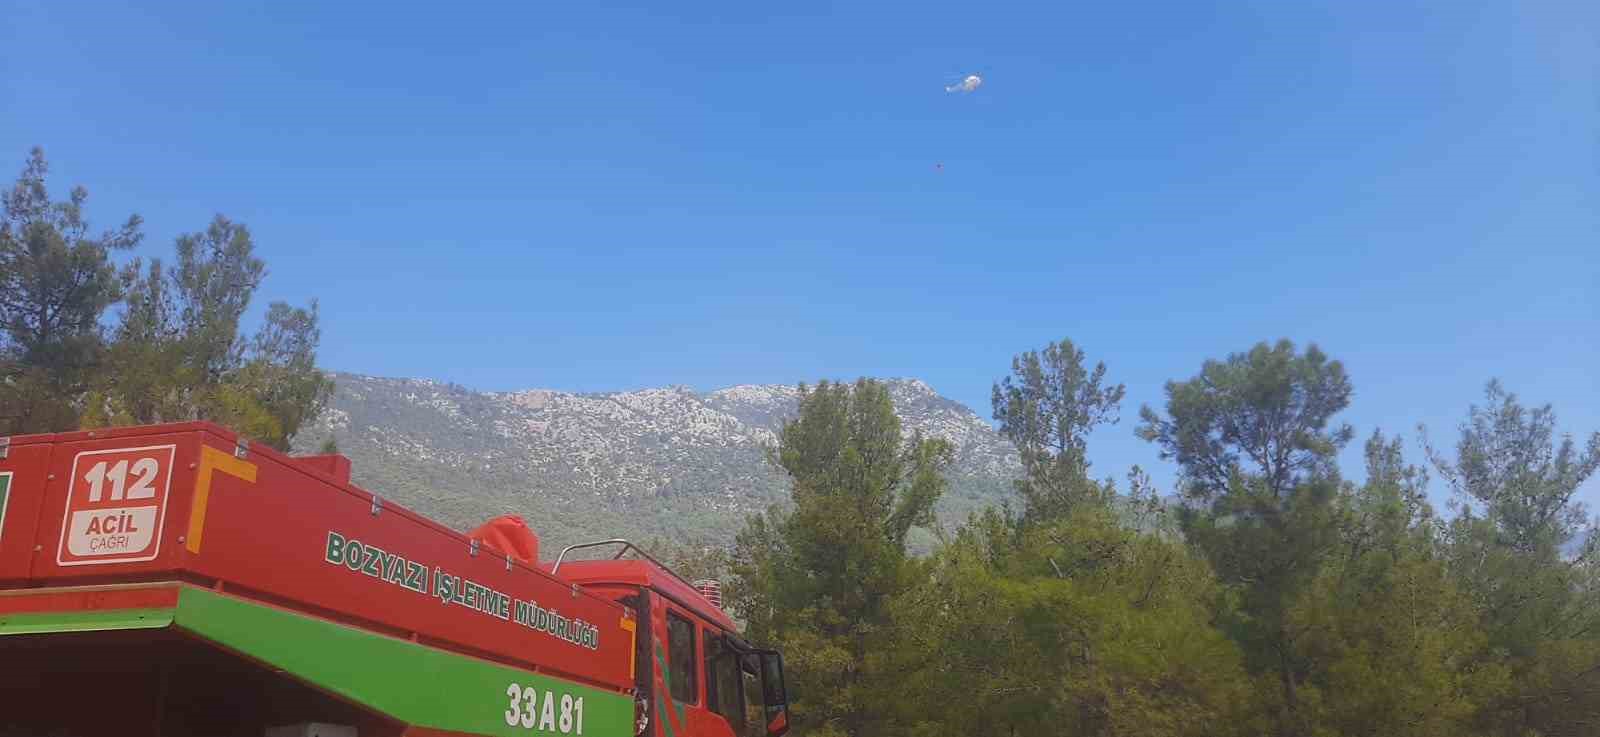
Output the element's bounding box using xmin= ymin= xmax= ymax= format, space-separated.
xmin=294 ymin=373 xmax=1022 ymax=552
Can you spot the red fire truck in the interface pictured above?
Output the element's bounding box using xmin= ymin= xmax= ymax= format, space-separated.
xmin=0 ymin=421 xmax=789 ymax=737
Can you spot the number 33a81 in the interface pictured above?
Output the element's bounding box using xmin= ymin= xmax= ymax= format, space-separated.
xmin=505 ymin=683 xmax=584 ymax=735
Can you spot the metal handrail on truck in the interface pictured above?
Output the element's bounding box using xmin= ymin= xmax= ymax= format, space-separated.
xmin=550 ymin=538 xmax=702 ymax=591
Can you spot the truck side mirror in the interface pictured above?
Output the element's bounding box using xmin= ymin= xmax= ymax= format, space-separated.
xmin=758 ymin=651 xmax=789 ymax=737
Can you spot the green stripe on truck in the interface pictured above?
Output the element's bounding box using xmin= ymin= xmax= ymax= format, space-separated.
xmin=0 ymin=607 xmax=175 ymax=635
xmin=173 ymin=587 xmax=632 ymax=737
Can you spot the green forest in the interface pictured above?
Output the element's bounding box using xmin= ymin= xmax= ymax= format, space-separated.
xmin=716 ymin=346 xmax=1599 ymax=737
xmin=5 ymin=147 xmax=1597 ymax=737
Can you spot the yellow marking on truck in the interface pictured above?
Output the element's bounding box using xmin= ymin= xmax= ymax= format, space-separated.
xmin=620 ymin=614 xmax=637 ymax=679
xmin=185 ymin=445 xmax=258 ymax=554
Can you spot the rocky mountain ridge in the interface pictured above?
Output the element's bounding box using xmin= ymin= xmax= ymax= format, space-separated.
xmin=296 ymin=373 xmax=1022 ymax=552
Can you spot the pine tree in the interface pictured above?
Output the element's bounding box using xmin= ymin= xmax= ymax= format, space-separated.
xmin=0 ymin=147 xmax=142 ymax=433
xmin=729 ymin=379 xmax=951 ymax=737
xmin=873 ymin=339 xmax=1259 ymax=737
xmin=1429 ymin=381 xmax=1600 ymax=735
xmin=885 ymin=498 xmax=1258 ymax=737
xmin=88 ymin=216 xmax=333 ymax=449
xmin=1286 ymin=431 xmax=1503 ymax=736
xmin=991 ymin=337 xmax=1125 ymax=524
xmin=1138 ymin=339 xmax=1354 ymax=737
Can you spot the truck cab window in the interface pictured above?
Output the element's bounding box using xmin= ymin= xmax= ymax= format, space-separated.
xmin=705 ymin=634 xmax=746 ymax=732
xmin=667 ymin=612 xmax=698 ymax=704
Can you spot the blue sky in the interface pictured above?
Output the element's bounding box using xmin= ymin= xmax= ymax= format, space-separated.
xmin=4 ymin=1 xmax=1596 ymax=509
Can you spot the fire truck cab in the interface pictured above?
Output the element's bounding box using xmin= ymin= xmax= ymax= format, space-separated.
xmin=550 ymin=542 xmax=788 ymax=737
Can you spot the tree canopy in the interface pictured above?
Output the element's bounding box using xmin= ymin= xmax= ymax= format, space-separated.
xmin=728 ymin=339 xmax=1597 ymax=737
xmin=1 ymin=147 xmax=331 ymax=449
xmin=731 ymin=379 xmax=952 ymax=737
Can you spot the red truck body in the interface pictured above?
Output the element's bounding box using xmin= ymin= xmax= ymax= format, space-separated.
xmin=0 ymin=421 xmax=787 ymax=737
